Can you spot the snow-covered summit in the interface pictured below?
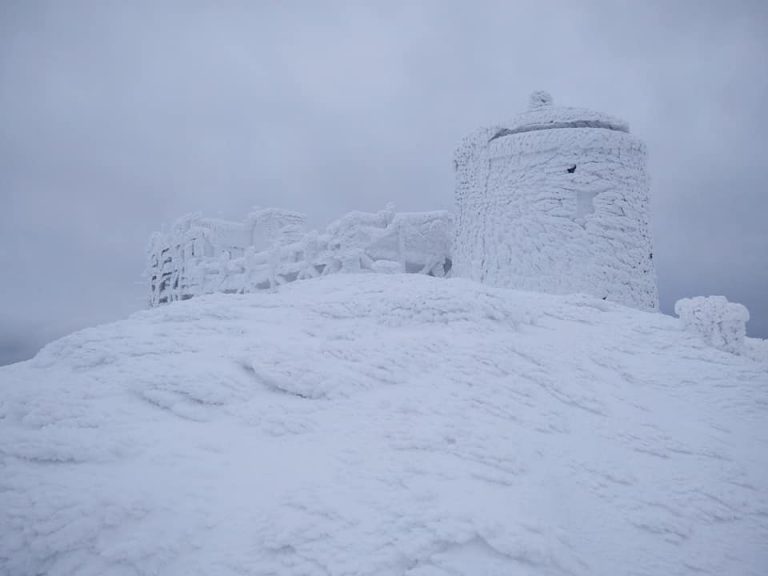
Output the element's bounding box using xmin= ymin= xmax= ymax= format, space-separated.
xmin=2 ymin=274 xmax=766 ymax=575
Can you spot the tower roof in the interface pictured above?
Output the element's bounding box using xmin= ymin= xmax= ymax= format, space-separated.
xmin=490 ymin=91 xmax=629 ymax=141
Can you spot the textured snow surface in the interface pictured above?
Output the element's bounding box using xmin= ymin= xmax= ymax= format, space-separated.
xmin=2 ymin=275 xmax=767 ymax=576
xmin=453 ymin=94 xmax=657 ymax=312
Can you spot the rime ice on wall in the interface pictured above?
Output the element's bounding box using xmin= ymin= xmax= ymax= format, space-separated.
xmin=147 ymin=206 xmax=452 ymax=306
xmin=147 ymin=208 xmax=307 ymax=305
xmin=453 ymin=91 xmax=658 ymax=311
xmin=675 ymin=296 xmax=750 ymax=354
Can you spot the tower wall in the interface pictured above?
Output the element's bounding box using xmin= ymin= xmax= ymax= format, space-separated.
xmin=454 ymin=108 xmax=658 ymax=311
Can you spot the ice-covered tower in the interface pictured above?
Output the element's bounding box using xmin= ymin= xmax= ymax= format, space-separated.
xmin=453 ymin=91 xmax=658 ymax=311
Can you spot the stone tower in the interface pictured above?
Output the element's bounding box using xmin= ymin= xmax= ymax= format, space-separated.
xmin=453 ymin=91 xmax=658 ymax=311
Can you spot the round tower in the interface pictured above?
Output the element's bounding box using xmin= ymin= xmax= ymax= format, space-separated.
xmin=453 ymin=91 xmax=658 ymax=311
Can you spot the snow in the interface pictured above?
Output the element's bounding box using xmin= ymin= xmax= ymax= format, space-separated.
xmin=528 ymin=90 xmax=555 ymax=109
xmin=453 ymin=92 xmax=658 ymax=311
xmin=147 ymin=206 xmax=452 ymax=306
xmin=675 ymin=295 xmax=751 ymax=355
xmin=2 ymin=274 xmax=767 ymax=575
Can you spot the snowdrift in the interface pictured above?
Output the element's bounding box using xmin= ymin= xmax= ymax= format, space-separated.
xmin=1 ymin=274 xmax=767 ymax=575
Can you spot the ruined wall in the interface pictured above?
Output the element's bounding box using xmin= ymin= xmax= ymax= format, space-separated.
xmin=147 ymin=206 xmax=452 ymax=306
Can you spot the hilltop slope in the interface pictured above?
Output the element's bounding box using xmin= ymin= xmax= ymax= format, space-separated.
xmin=1 ymin=274 xmax=767 ymax=575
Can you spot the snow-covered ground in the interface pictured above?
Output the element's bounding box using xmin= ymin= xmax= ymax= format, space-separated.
xmin=1 ymin=274 xmax=767 ymax=575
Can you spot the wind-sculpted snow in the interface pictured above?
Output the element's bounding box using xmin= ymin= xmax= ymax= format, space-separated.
xmin=1 ymin=275 xmax=767 ymax=575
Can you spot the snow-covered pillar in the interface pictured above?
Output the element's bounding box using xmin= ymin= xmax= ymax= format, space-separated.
xmin=675 ymin=296 xmax=750 ymax=354
xmin=453 ymin=91 xmax=658 ymax=311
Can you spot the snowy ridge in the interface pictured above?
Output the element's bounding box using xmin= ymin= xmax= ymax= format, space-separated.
xmin=2 ymin=274 xmax=767 ymax=575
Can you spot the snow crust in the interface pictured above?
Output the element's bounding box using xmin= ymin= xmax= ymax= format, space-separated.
xmin=453 ymin=93 xmax=657 ymax=311
xmin=147 ymin=206 xmax=452 ymax=306
xmin=675 ymin=296 xmax=750 ymax=355
xmin=2 ymin=274 xmax=767 ymax=576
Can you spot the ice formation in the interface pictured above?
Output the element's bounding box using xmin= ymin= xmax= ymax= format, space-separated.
xmin=453 ymin=91 xmax=658 ymax=311
xmin=675 ymin=295 xmax=750 ymax=355
xmin=147 ymin=206 xmax=452 ymax=306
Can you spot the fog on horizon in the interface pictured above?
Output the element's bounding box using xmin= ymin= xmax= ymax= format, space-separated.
xmin=1 ymin=0 xmax=767 ymax=365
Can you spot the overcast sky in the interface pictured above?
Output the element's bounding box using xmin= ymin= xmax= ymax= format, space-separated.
xmin=1 ymin=0 xmax=767 ymax=365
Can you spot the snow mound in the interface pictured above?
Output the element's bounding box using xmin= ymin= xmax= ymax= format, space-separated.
xmin=1 ymin=275 xmax=767 ymax=576
xmin=675 ymin=295 xmax=750 ymax=355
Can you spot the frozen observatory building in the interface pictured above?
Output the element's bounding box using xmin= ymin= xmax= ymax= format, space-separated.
xmin=147 ymin=91 xmax=657 ymax=312
xmin=453 ymin=91 xmax=658 ymax=311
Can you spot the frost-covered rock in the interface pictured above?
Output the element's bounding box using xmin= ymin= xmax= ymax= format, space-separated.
xmin=147 ymin=206 xmax=452 ymax=306
xmin=453 ymin=91 xmax=658 ymax=311
xmin=675 ymin=295 xmax=750 ymax=354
